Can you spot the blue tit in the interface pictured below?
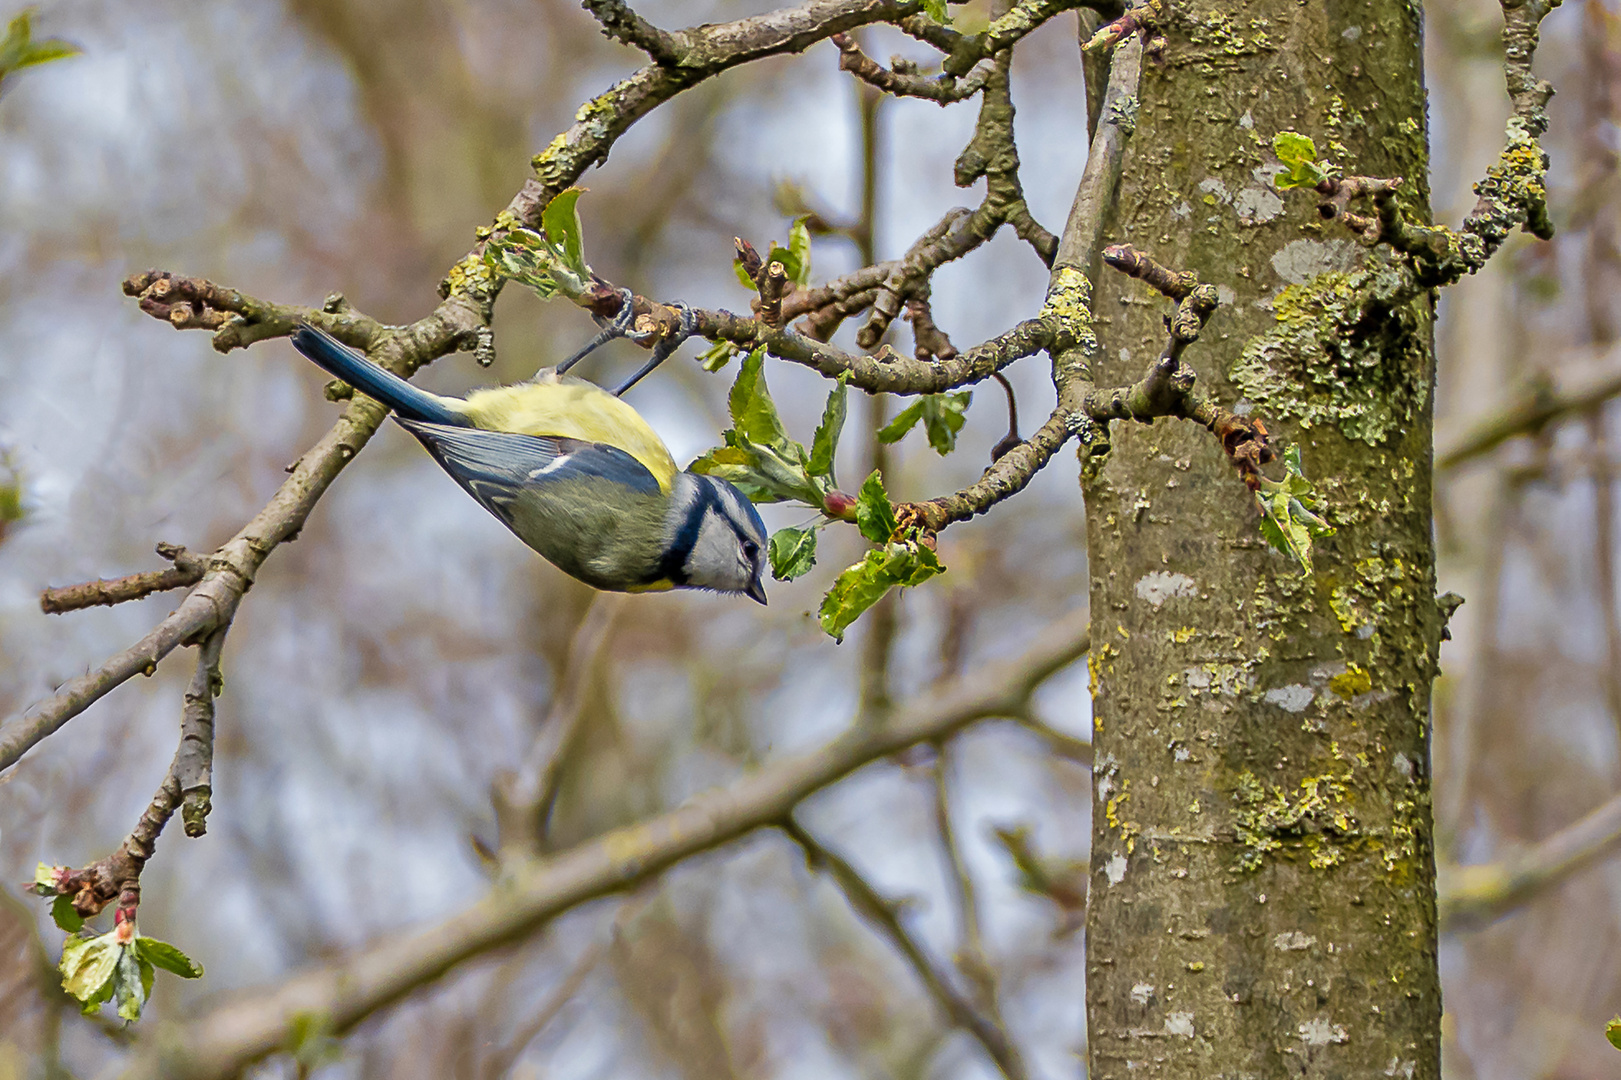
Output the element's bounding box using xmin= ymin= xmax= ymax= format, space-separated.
xmin=290 ymin=326 xmax=769 ymax=603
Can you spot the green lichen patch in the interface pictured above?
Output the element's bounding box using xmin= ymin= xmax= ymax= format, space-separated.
xmin=1231 ymin=767 xmax=1359 ymax=872
xmin=1229 ymin=265 xmax=1429 ymax=446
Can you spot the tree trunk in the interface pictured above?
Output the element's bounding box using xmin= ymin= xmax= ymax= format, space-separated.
xmin=1083 ymin=3 xmax=1445 ymax=1077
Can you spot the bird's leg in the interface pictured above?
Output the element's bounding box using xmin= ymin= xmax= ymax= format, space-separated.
xmin=613 ymin=303 xmax=696 ymax=396
xmin=555 ymin=288 xmax=643 ymax=375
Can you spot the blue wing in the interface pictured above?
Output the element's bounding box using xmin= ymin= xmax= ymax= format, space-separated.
xmin=395 ymin=418 xmax=662 ymax=526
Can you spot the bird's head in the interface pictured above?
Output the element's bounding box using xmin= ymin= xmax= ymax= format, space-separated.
xmin=666 ymin=473 xmax=769 ymax=604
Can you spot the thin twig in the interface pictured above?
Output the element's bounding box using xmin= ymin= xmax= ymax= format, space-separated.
xmin=479 ymin=941 xmax=604 ymax=1078
xmin=178 ymin=628 xmax=227 ymax=837
xmin=930 ymin=741 xmax=997 ymax=1009
xmin=493 ymin=595 xmax=626 ymax=860
xmin=783 ymin=817 xmax=1028 ymax=1080
xmin=40 ymin=544 xmax=208 ymax=615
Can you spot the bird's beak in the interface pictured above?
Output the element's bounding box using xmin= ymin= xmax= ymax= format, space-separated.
xmin=746 ymin=578 xmax=768 ymax=605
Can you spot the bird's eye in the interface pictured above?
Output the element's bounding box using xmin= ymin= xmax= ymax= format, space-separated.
xmin=743 ymin=539 xmax=759 ymax=560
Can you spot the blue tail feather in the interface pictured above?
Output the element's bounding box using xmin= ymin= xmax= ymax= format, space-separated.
xmin=290 ymin=326 xmax=464 ymax=427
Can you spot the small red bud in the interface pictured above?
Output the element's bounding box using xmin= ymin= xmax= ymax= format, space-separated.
xmin=823 ymin=491 xmax=858 ymax=520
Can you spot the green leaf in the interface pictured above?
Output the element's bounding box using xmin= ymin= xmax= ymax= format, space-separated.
xmin=809 ymin=377 xmax=848 ymax=480
xmin=1607 ymin=1017 xmax=1621 ymax=1050
xmin=0 ymin=11 xmax=79 ymax=84
xmin=855 ymin=471 xmax=898 ymax=544
xmin=115 ymin=944 xmax=146 ymax=1021
xmin=51 ymin=894 xmax=83 ymax=934
xmin=690 ymin=433 xmax=821 ymax=505
xmin=876 ymin=393 xmax=972 ymax=455
xmin=728 ymin=348 xmax=791 ymax=451
xmin=1273 ymin=131 xmax=1316 ymax=168
xmin=483 ymin=194 xmax=593 ymax=301
xmin=818 ymin=533 xmax=945 ymax=641
xmin=1255 ymin=445 xmax=1335 ymax=574
xmin=29 ymin=861 xmax=57 ymax=895
xmin=134 ymin=936 xmax=204 ymax=979
xmin=919 ymin=0 xmax=950 ymax=24
xmin=60 ymin=932 xmax=119 ymax=1007
xmin=921 ymin=392 xmax=970 ymax=454
xmin=1272 ymin=130 xmax=1328 ymax=190
xmin=733 ymin=257 xmax=758 ymax=290
xmin=877 ymin=400 xmax=926 ymax=445
xmin=540 ymin=189 xmax=588 ymax=277
xmin=763 ymin=243 xmax=800 ymax=286
xmin=787 ymin=216 xmax=813 ymax=286
xmin=698 ymin=339 xmax=741 ymax=372
xmin=769 ymin=526 xmax=818 ymax=581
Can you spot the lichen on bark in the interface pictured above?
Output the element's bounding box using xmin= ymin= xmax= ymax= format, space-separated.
xmin=1082 ymin=2 xmax=1444 ymax=1077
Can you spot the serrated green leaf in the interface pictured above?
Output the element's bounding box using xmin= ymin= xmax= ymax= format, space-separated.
xmin=690 ymin=434 xmax=820 ymax=506
xmin=787 ymin=216 xmax=813 ymax=285
xmin=540 ymin=189 xmax=587 ymax=277
xmin=769 ymin=526 xmax=818 ymax=581
xmin=134 ymin=936 xmax=204 ymax=979
xmin=729 ymin=348 xmax=792 ymax=451
xmin=1607 ymin=1017 xmax=1621 ymax=1050
xmin=819 ymin=550 xmax=893 ymax=642
xmin=51 ymin=894 xmax=83 ymax=933
xmin=809 ymin=378 xmax=848 ymax=480
xmin=483 ymin=211 xmax=591 ymax=301
xmin=877 ymin=400 xmax=926 ymax=445
xmin=60 ymin=933 xmax=119 ymax=1006
xmin=855 ymin=471 xmax=898 ymax=544
xmin=818 ymin=534 xmax=945 ymax=641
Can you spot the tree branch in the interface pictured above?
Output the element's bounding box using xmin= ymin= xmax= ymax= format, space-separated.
xmin=113 ymin=609 xmax=1088 ymax=1080
xmin=1441 ymin=787 xmax=1621 ymax=931
xmin=1436 ymin=349 xmax=1621 ymax=470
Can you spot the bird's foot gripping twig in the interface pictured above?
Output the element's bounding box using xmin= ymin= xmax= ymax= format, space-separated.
xmin=614 ymin=302 xmax=697 ymax=396
xmin=554 ymin=286 xmax=647 ymax=375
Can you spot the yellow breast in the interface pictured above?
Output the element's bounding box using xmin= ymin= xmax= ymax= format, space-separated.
xmin=454 ymin=372 xmax=679 ymax=492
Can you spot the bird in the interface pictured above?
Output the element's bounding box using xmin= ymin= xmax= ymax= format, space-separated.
xmin=288 ymin=326 xmax=769 ymax=604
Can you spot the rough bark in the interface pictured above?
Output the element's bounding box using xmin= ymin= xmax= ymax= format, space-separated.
xmin=1083 ymin=3 xmax=1444 ymax=1078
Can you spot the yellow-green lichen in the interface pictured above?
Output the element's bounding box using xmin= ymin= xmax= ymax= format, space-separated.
xmin=1328 ymin=663 xmax=1372 ymax=700
xmin=1231 ymin=767 xmax=1358 ymax=872
xmin=1327 ymin=587 xmax=1360 ymax=634
xmin=1228 ymin=266 xmax=1430 ymax=446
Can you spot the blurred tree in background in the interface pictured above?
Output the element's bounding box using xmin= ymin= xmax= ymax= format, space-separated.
xmin=0 ymin=0 xmax=1618 ymax=1078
